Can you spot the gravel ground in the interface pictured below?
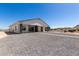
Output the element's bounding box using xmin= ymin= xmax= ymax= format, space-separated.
xmin=0 ymin=32 xmax=79 ymax=56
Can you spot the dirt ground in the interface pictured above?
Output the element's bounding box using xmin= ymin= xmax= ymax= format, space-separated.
xmin=49 ymin=31 xmax=79 ymax=35
xmin=0 ymin=31 xmax=7 ymax=39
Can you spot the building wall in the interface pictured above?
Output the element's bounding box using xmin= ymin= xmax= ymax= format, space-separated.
xmin=21 ymin=19 xmax=50 ymax=32
xmin=9 ymin=22 xmax=20 ymax=33
xmin=10 ymin=24 xmax=49 ymax=33
xmin=9 ymin=19 xmax=50 ymax=33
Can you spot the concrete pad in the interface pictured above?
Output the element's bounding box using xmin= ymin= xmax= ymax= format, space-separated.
xmin=0 ymin=31 xmax=7 ymax=39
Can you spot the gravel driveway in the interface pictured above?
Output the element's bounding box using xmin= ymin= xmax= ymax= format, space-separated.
xmin=0 ymin=32 xmax=79 ymax=56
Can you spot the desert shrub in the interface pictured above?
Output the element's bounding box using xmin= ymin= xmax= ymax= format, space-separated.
xmin=68 ymin=30 xmax=76 ymax=32
xmin=64 ymin=30 xmax=67 ymax=32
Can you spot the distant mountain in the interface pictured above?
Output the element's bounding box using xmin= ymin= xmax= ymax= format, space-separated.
xmin=0 ymin=29 xmax=3 ymax=31
xmin=74 ymin=25 xmax=79 ymax=29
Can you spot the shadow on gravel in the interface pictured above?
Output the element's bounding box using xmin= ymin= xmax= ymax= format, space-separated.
xmin=5 ymin=32 xmax=21 ymax=35
xmin=5 ymin=32 xmax=41 ymax=35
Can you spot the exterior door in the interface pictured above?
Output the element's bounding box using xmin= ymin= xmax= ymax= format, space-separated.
xmin=41 ymin=27 xmax=43 ymax=32
xmin=20 ymin=24 xmax=23 ymax=33
xmin=35 ymin=26 xmax=38 ymax=32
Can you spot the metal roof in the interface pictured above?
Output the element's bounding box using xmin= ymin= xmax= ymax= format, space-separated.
xmin=10 ymin=18 xmax=49 ymax=27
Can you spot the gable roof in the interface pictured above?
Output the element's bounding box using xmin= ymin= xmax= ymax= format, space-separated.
xmin=19 ymin=18 xmax=49 ymax=26
xmin=10 ymin=18 xmax=49 ymax=27
xmin=74 ymin=25 xmax=79 ymax=29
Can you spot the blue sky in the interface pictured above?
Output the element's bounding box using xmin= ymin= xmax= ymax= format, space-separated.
xmin=0 ymin=3 xmax=79 ymax=29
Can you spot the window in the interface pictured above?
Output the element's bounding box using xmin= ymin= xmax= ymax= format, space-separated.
xmin=22 ymin=26 xmax=26 ymax=31
xmin=28 ymin=25 xmax=34 ymax=32
xmin=15 ymin=26 xmax=17 ymax=30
